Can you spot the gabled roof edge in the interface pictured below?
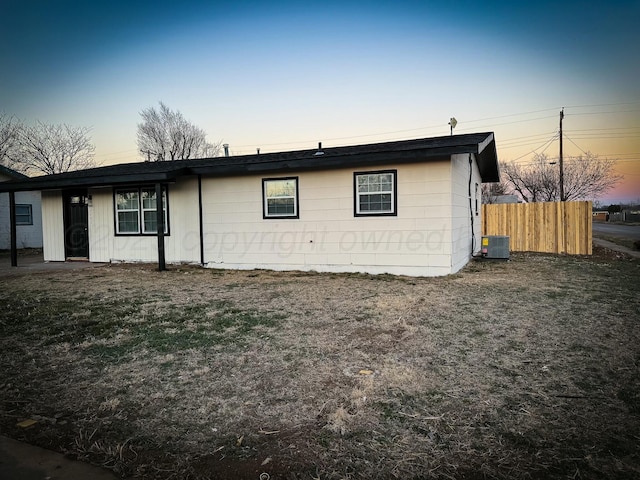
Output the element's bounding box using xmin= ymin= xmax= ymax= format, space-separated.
xmin=0 ymin=164 xmax=29 ymax=181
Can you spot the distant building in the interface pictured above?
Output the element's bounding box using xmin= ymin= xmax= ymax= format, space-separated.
xmin=493 ymin=195 xmax=520 ymax=204
xmin=623 ymin=209 xmax=640 ymax=223
xmin=592 ymin=211 xmax=609 ymax=222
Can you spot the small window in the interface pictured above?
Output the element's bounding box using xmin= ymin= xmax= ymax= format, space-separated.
xmin=354 ymin=170 xmax=397 ymax=216
xmin=15 ymin=204 xmax=33 ymax=225
xmin=115 ymin=187 xmax=168 ymax=235
xmin=262 ymin=177 xmax=299 ymax=219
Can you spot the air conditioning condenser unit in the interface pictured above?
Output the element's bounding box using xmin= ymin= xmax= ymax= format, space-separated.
xmin=481 ymin=236 xmax=510 ymax=259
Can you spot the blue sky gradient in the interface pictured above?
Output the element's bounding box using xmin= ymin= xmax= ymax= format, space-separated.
xmin=1 ymin=0 xmax=639 ymax=202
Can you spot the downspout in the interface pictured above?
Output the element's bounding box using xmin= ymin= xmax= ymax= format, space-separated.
xmin=468 ymin=154 xmax=478 ymax=257
xmin=9 ymin=191 xmax=17 ymax=267
xmin=198 ymin=174 xmax=205 ymax=266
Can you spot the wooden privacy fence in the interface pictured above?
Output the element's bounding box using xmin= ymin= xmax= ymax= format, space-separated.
xmin=482 ymin=201 xmax=592 ymax=255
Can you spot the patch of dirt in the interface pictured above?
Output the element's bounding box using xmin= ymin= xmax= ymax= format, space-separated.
xmin=1 ymin=252 xmax=639 ymax=479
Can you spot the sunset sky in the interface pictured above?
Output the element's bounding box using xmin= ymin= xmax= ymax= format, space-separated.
xmin=1 ymin=0 xmax=638 ymax=203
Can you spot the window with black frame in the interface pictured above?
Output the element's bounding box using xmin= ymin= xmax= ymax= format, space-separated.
xmin=114 ymin=187 xmax=168 ymax=235
xmin=354 ymin=170 xmax=397 ymax=216
xmin=262 ymin=177 xmax=299 ymax=219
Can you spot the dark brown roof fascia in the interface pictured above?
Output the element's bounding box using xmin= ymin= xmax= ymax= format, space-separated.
xmin=190 ymin=148 xmax=454 ymax=177
xmin=0 ymin=171 xmax=183 ymax=192
xmin=0 ymin=133 xmax=499 ymax=192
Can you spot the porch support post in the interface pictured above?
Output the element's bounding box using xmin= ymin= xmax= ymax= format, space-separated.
xmin=198 ymin=175 xmax=204 ymax=266
xmin=155 ymin=183 xmax=166 ymax=271
xmin=9 ymin=191 xmax=17 ymax=267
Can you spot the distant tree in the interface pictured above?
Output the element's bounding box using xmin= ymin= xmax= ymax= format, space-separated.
xmin=481 ymin=181 xmax=509 ymax=204
xmin=0 ymin=113 xmax=23 ymax=171
xmin=500 ymin=153 xmax=622 ymax=202
xmin=14 ymin=121 xmax=96 ymax=175
xmin=137 ymin=102 xmax=221 ymax=161
xmin=607 ymin=204 xmax=622 ymax=213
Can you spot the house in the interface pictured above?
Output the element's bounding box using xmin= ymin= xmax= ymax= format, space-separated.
xmin=0 ymin=133 xmax=499 ymax=276
xmin=0 ymin=165 xmax=43 ymax=250
xmin=493 ymin=195 xmax=519 ymax=204
xmin=592 ymin=211 xmax=609 ymax=222
xmin=622 ymin=208 xmax=640 ymax=223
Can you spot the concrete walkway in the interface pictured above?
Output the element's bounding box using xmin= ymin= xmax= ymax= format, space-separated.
xmin=0 ymin=252 xmax=107 ymax=276
xmin=0 ymin=436 xmax=119 ymax=480
xmin=593 ymin=236 xmax=640 ymax=259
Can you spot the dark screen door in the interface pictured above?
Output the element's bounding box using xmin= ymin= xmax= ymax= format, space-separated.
xmin=63 ymin=191 xmax=89 ymax=259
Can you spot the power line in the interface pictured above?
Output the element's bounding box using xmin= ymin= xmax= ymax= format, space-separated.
xmin=563 ymin=134 xmax=590 ymax=156
xmin=460 ymin=107 xmax=559 ymax=124
xmin=456 ymin=114 xmax=558 ymax=133
xmin=232 ymin=110 xmax=565 ymax=150
xmin=509 ymin=133 xmax=558 ymax=162
xmin=499 ymin=132 xmax=559 ymax=150
xmin=564 ymin=101 xmax=640 ymax=109
xmin=565 ymin=126 xmax=640 ymax=132
xmin=567 ymin=109 xmax=640 ymax=116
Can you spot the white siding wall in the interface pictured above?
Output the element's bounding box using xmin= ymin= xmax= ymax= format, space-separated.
xmin=201 ymin=163 xmax=454 ymax=276
xmin=88 ymin=177 xmax=201 ymax=263
xmin=41 ymin=190 xmax=65 ymax=261
xmin=450 ymin=153 xmax=482 ymax=273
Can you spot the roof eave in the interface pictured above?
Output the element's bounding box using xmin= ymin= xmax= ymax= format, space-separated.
xmin=190 ymin=147 xmax=470 ymax=176
xmin=0 ymin=133 xmax=500 ymax=190
xmin=0 ymin=171 xmax=184 ymax=192
xmin=476 ymin=135 xmax=500 ymax=183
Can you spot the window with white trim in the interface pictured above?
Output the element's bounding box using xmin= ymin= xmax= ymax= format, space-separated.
xmin=354 ymin=170 xmax=397 ymax=216
xmin=15 ymin=204 xmax=33 ymax=225
xmin=115 ymin=187 xmax=168 ymax=235
xmin=262 ymin=177 xmax=299 ymax=219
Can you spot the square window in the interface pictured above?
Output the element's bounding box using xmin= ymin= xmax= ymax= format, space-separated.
xmin=354 ymin=171 xmax=397 ymax=216
xmin=117 ymin=211 xmax=140 ymax=233
xmin=15 ymin=204 xmax=33 ymax=225
xmin=115 ymin=187 xmax=168 ymax=235
xmin=263 ymin=177 xmax=299 ymax=219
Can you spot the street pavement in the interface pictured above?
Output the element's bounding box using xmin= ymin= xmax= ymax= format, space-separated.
xmin=592 ymin=222 xmax=640 ymax=240
xmin=0 ymin=436 xmax=118 ymax=480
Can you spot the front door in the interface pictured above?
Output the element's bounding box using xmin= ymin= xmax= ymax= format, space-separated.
xmin=63 ymin=190 xmax=89 ymax=259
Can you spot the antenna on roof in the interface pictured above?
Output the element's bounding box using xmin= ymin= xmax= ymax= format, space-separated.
xmin=448 ymin=117 xmax=457 ymax=136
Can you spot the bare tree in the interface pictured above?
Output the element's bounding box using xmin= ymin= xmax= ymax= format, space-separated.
xmin=137 ymin=102 xmax=221 ymax=161
xmin=481 ymin=181 xmax=509 ymax=204
xmin=11 ymin=121 xmax=97 ymax=176
xmin=0 ymin=113 xmax=23 ymax=171
xmin=561 ymin=153 xmax=623 ymax=201
xmin=500 ymin=153 xmax=622 ymax=202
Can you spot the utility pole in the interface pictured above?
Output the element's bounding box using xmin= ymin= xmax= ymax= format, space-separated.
xmin=559 ymin=108 xmax=564 ymax=201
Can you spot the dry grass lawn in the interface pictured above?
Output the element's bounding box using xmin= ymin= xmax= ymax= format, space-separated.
xmin=0 ymin=248 xmax=639 ymax=479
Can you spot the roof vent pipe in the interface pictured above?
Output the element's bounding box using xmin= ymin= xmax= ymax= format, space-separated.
xmin=315 ymin=141 xmax=324 ymax=156
xmin=223 ymin=144 xmax=229 ymax=157
xmin=257 ymin=148 xmax=260 ymax=155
